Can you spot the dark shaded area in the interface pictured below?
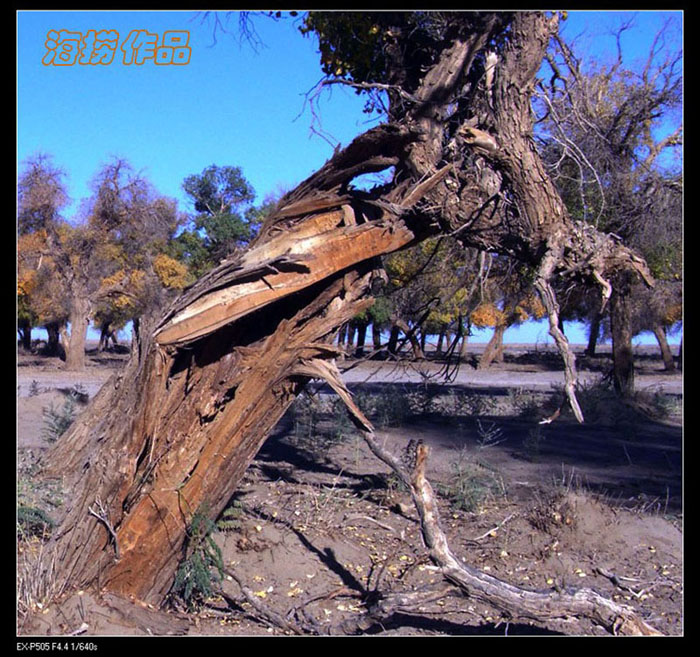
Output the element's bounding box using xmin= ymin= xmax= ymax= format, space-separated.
xmin=364 ymin=613 xmax=565 ymax=635
xmin=255 ymin=415 xmax=394 ymax=497
xmin=428 ymin=414 xmax=682 ymax=511
xmin=257 ymin=379 xmax=682 ymax=512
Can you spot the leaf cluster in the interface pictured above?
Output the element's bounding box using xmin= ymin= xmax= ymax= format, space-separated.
xmin=300 ymin=12 xmax=503 ymax=116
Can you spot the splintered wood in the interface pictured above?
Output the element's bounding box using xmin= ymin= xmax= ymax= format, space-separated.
xmin=154 ymin=208 xmax=414 ymax=347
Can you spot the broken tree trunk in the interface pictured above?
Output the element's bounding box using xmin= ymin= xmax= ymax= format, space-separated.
xmin=44 ymin=269 xmax=373 ymax=602
xmin=41 ymin=143 xmax=444 ymax=603
xmin=39 ymin=12 xmax=658 ymax=634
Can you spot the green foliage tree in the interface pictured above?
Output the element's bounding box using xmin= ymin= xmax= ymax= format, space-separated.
xmin=172 ymin=165 xmax=261 ymax=278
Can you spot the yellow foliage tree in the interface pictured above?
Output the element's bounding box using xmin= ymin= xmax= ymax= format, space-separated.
xmin=153 ymin=253 xmax=191 ymax=290
xmin=18 ymin=155 xmax=186 ymax=368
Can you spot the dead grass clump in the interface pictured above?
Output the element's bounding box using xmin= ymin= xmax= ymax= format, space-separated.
xmin=17 ymin=532 xmax=65 ymax=631
xmin=526 ymin=490 xmax=578 ymax=536
xmin=439 ymin=448 xmax=507 ymax=512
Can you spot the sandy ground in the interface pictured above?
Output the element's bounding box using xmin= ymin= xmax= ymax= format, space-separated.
xmin=17 ymin=344 xmax=683 ymax=638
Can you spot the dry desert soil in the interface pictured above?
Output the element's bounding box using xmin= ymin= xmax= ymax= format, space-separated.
xmin=16 ymin=341 xmax=683 ymax=638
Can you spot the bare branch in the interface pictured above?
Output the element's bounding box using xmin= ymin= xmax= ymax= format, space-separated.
xmin=87 ymin=498 xmax=120 ymax=560
xmin=533 ymin=249 xmax=584 ymax=423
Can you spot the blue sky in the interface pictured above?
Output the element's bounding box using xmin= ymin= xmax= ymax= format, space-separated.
xmin=17 ymin=10 xmax=682 ymax=346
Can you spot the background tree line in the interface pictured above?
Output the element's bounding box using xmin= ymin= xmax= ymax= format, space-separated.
xmin=331 ymin=14 xmax=682 ymax=385
xmin=18 ymin=14 xmax=681 ymax=391
xmin=18 ymin=158 xmax=274 ymax=371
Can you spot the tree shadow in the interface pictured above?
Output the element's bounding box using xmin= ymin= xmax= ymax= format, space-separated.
xmin=364 ymin=612 xmax=565 ymax=635
xmin=259 ymin=379 xmax=682 ymax=513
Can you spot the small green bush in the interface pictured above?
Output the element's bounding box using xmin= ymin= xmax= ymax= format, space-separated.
xmin=172 ymin=507 xmax=225 ymax=609
xmin=216 ymin=499 xmax=244 ymax=532
xmin=17 ymin=505 xmax=54 ymax=538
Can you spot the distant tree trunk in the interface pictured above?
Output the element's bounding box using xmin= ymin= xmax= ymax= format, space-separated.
xmin=45 ymin=322 xmax=63 ymax=358
xmin=98 ymin=322 xmax=119 ymax=352
xmin=58 ymin=323 xmax=70 ymax=356
xmin=436 ymin=330 xmax=445 ymax=354
xmin=394 ymin=319 xmax=425 ymax=360
xmin=337 ymin=323 xmax=348 ymax=347
xmin=610 ymin=272 xmax=635 ymax=397
xmin=372 ymin=323 xmax=382 ymax=351
xmin=354 ymin=321 xmax=368 ymax=357
xmin=64 ymin=296 xmax=90 ymax=371
xmin=456 ymin=317 xmax=470 ymax=362
xmin=459 ymin=334 xmax=469 ymax=362
xmin=585 ymin=312 xmax=601 ymax=357
xmin=18 ymin=321 xmax=31 ymax=351
xmin=652 ymin=325 xmax=675 ymax=371
xmin=346 ymin=324 xmax=357 ymax=351
xmin=479 ymin=324 xmax=506 ymax=369
xmin=387 ymin=325 xmax=400 ymax=355
xmin=677 ymin=337 xmax=682 ymax=371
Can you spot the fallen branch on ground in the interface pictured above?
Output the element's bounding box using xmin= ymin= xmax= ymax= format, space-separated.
xmin=309 ymin=359 xmax=663 ymax=636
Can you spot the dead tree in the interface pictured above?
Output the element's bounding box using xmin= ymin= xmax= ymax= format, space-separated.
xmin=40 ymin=12 xmax=657 ymax=634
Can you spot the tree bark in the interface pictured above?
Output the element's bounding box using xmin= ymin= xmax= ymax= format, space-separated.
xmin=64 ymin=296 xmax=90 ymax=371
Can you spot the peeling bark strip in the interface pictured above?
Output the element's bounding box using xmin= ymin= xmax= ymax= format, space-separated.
xmin=41 ymin=12 xmax=659 ymax=634
xmin=154 ymin=218 xmax=416 ymax=347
